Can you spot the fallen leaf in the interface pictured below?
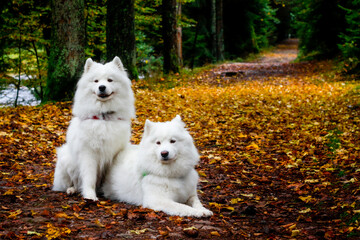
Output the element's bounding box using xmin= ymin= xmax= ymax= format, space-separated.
xmin=7 ymin=209 xmax=22 ymax=219
xmin=299 ymin=208 xmax=312 ymax=214
xmin=129 ymin=229 xmax=147 ymax=235
xmin=94 ymin=219 xmax=105 ymax=228
xmin=211 ymin=231 xmax=221 ymax=236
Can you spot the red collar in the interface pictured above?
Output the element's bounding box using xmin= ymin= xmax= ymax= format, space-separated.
xmin=89 ymin=115 xmax=123 ymax=121
xmin=86 ymin=111 xmax=123 ymax=121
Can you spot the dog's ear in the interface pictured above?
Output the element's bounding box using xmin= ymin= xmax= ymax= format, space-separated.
xmin=172 ymin=115 xmax=186 ymax=128
xmin=143 ymin=119 xmax=154 ymax=138
xmin=174 ymin=115 xmax=182 ymax=121
xmin=112 ymin=56 xmax=125 ymax=71
xmin=84 ymin=58 xmax=94 ymax=73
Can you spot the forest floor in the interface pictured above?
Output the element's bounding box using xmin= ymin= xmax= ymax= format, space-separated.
xmin=1 ymin=39 xmax=360 ymax=239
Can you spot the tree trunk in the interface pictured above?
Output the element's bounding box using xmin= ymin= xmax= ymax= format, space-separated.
xmin=106 ymin=0 xmax=138 ymax=80
xmin=176 ymin=0 xmax=183 ymax=67
xmin=216 ymin=0 xmax=224 ymax=61
xmin=45 ymin=0 xmax=85 ymax=101
xmin=211 ymin=0 xmax=224 ymax=62
xmin=162 ymin=0 xmax=180 ymax=74
xmin=15 ymin=27 xmax=22 ymax=107
xmin=211 ymin=0 xmax=216 ymax=63
xmin=31 ymin=40 xmax=44 ymax=101
xmin=190 ymin=22 xmax=199 ymax=70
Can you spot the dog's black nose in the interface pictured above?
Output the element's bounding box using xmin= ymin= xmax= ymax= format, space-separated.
xmin=161 ymin=151 xmax=169 ymax=158
xmin=99 ymin=85 xmax=106 ymax=92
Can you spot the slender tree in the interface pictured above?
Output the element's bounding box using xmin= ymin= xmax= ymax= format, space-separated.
xmin=210 ymin=0 xmax=225 ymax=62
xmin=216 ymin=0 xmax=224 ymax=61
xmin=162 ymin=0 xmax=180 ymax=74
xmin=211 ymin=0 xmax=216 ymax=62
xmin=45 ymin=0 xmax=85 ymax=101
xmin=176 ymin=0 xmax=183 ymax=66
xmin=14 ymin=23 xmax=22 ymax=107
xmin=106 ymin=0 xmax=138 ymax=80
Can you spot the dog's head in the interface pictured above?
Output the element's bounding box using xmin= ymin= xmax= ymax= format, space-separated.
xmin=72 ymin=56 xmax=135 ymax=120
xmin=82 ymin=56 xmax=128 ymax=102
xmin=140 ymin=115 xmax=199 ymax=167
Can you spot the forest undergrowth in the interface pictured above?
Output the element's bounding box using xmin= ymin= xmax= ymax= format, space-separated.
xmin=1 ymin=39 xmax=360 ymax=239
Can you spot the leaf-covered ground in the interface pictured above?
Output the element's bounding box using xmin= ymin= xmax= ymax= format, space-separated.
xmin=1 ymin=39 xmax=360 ymax=239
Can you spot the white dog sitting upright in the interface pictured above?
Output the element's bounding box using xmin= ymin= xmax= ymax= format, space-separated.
xmin=102 ymin=116 xmax=213 ymax=217
xmin=53 ymin=56 xmax=135 ymax=201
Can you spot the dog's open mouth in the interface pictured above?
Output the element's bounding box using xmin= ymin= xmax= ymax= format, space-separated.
xmin=161 ymin=157 xmax=175 ymax=164
xmin=97 ymin=92 xmax=114 ymax=100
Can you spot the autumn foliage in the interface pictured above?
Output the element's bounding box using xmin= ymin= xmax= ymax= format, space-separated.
xmin=1 ymin=40 xmax=360 ymax=239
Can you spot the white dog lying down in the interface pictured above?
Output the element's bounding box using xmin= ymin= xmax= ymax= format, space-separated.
xmin=102 ymin=116 xmax=213 ymax=217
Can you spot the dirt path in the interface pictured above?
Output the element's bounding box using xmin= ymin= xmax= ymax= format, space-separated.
xmin=254 ymin=38 xmax=298 ymax=63
xmin=196 ymin=38 xmax=318 ymax=86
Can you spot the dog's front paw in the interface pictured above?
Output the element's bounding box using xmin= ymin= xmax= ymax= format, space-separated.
xmin=84 ymin=195 xmax=98 ymax=201
xmin=192 ymin=207 xmax=213 ymax=217
xmin=66 ymin=187 xmax=76 ymax=195
xmin=200 ymin=209 xmax=213 ymax=217
xmin=187 ymin=208 xmax=213 ymax=218
xmin=82 ymin=191 xmax=98 ymax=201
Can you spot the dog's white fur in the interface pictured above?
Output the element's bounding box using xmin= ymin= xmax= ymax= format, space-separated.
xmin=52 ymin=57 xmax=135 ymax=201
xmin=102 ymin=116 xmax=213 ymax=217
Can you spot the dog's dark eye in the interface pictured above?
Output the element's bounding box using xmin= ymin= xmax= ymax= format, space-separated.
xmin=170 ymin=139 xmax=176 ymax=144
xmin=107 ymin=79 xmax=113 ymax=82
xmin=156 ymin=141 xmax=161 ymax=145
xmin=94 ymin=79 xmax=99 ymax=83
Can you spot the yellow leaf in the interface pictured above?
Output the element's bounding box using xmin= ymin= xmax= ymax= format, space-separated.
xmin=241 ymin=193 xmax=254 ymax=198
xmin=35 ymin=184 xmax=48 ymax=188
xmin=224 ymin=206 xmax=235 ymax=211
xmin=230 ymin=198 xmax=243 ymax=204
xmin=73 ymin=212 xmax=84 ymax=219
xmin=94 ymin=219 xmax=105 ymax=228
xmin=3 ymin=189 xmax=15 ymax=195
xmin=299 ymin=208 xmax=312 ymax=214
xmin=27 ymin=231 xmax=42 ymax=236
xmin=55 ymin=212 xmax=72 ymax=219
xmin=8 ymin=209 xmax=22 ymax=219
xmin=46 ymin=223 xmax=71 ymax=240
xmin=288 ymin=224 xmax=297 ymax=230
xmin=209 ymin=202 xmax=220 ymax=208
xmin=198 ymin=170 xmax=207 ymax=177
xmin=281 ymin=223 xmax=296 ymax=229
xmin=0 ymin=131 xmax=8 ymax=136
xmin=183 ymin=226 xmax=198 ymax=231
xmin=211 ymin=231 xmax=221 ymax=236
xmin=291 ymin=229 xmax=300 ymax=237
xmin=238 ymin=133 xmax=247 ymax=138
xmin=299 ymin=195 xmax=316 ymax=203
xmin=305 ymin=179 xmax=319 ymax=183
xmin=343 ymin=178 xmax=357 ymax=184
xmin=129 ymin=229 xmax=148 ymax=234
xmin=245 ymin=142 xmax=260 ymax=150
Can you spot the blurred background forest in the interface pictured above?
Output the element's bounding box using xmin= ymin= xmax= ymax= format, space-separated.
xmin=0 ymin=0 xmax=359 ymax=106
